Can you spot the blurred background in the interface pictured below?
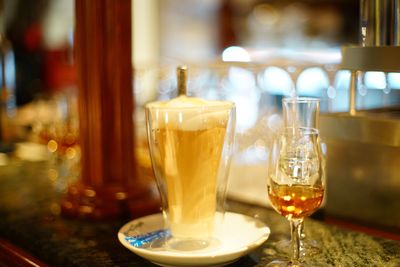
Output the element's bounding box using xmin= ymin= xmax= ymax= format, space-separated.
xmin=1 ymin=0 xmax=400 ymax=219
xmin=3 ymin=0 xmax=399 ymax=120
xmin=2 ymin=0 xmax=359 ymax=107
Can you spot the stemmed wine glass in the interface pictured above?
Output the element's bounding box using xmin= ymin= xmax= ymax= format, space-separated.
xmin=267 ymin=97 xmax=325 ymax=266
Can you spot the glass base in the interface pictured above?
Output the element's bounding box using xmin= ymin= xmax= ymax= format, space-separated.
xmin=302 ymin=239 xmax=321 ymax=256
xmin=266 ymin=259 xmax=307 ymax=267
xmin=274 ymin=238 xmax=321 ymax=257
xmin=167 ymin=237 xmax=220 ymax=252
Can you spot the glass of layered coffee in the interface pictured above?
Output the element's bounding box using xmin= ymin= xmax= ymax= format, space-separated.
xmin=145 ymin=94 xmax=235 ymax=251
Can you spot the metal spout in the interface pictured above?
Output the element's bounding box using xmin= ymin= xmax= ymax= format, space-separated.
xmin=177 ymin=65 xmax=188 ymax=96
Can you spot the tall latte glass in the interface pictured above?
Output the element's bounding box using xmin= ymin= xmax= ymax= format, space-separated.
xmin=146 ymin=96 xmax=235 ymax=251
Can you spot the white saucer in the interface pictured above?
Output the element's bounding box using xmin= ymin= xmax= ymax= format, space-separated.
xmin=118 ymin=212 xmax=270 ymax=267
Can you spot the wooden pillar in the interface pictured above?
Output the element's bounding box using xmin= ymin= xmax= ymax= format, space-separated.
xmin=61 ymin=0 xmax=159 ymax=219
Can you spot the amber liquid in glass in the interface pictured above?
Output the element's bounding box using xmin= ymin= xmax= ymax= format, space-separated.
xmin=153 ymin=126 xmax=227 ymax=238
xmin=268 ymin=183 xmax=324 ymax=220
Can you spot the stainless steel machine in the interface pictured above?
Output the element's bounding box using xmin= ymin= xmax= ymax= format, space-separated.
xmin=321 ymin=43 xmax=400 ymax=231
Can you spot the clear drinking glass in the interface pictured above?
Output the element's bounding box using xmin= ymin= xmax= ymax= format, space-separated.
xmin=267 ymin=97 xmax=325 ymax=266
xmin=146 ymin=97 xmax=235 ymax=251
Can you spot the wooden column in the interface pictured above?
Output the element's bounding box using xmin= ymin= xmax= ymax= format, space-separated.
xmin=61 ymin=0 xmax=159 ymax=219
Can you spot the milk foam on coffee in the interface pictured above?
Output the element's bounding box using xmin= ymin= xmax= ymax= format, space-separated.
xmin=147 ymin=95 xmax=232 ymax=131
xmin=147 ymin=96 xmax=234 ymax=239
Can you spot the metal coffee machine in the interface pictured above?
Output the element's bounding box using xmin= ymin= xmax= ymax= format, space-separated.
xmin=320 ymin=0 xmax=400 ymax=232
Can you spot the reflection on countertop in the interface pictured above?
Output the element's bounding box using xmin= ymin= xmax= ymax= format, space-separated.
xmin=0 ymin=159 xmax=399 ymax=266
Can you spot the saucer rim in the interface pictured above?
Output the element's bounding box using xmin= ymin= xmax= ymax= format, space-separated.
xmin=117 ymin=211 xmax=270 ymax=265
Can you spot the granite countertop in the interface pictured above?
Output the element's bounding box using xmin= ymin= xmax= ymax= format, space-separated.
xmin=0 ymin=160 xmax=399 ymax=266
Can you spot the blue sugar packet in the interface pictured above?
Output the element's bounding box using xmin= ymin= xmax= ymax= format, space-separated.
xmin=125 ymin=229 xmax=171 ymax=248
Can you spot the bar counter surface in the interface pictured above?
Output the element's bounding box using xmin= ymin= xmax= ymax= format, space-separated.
xmin=0 ymin=160 xmax=399 ymax=266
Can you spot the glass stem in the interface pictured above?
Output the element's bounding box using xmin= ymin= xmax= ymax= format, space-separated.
xmin=290 ymin=218 xmax=303 ymax=263
xmin=299 ymin=219 xmax=306 ymax=256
